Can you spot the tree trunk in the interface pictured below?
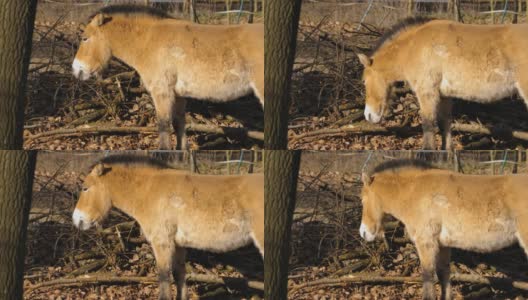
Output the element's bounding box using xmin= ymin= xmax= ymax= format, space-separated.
xmin=0 ymin=1 xmax=37 ymax=149
xmin=0 ymin=151 xmax=37 ymax=299
xmin=264 ymin=0 xmax=302 ymax=149
xmin=264 ymin=150 xmax=301 ymax=299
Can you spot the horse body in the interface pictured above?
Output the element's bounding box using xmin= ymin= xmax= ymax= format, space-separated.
xmin=137 ymin=21 xmax=263 ymax=103
xmin=140 ymin=171 xmax=263 ymax=254
xmin=73 ymin=6 xmax=263 ymax=150
xmin=360 ymin=160 xmax=528 ymax=300
xmin=72 ymin=156 xmax=263 ymax=300
xmin=358 ymin=19 xmax=528 ymax=150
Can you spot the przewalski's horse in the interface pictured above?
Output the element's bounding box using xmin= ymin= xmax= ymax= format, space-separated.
xmin=72 ymin=155 xmax=263 ymax=300
xmin=357 ymin=18 xmax=528 ymax=150
xmin=359 ymin=159 xmax=528 ymax=300
xmin=72 ymin=5 xmax=264 ymax=150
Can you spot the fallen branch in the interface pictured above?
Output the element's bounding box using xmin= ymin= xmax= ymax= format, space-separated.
xmin=27 ymin=273 xmax=264 ymax=292
xmin=290 ymin=273 xmax=528 ymax=294
xmin=291 ymin=119 xmax=413 ymax=142
xmin=452 ymin=122 xmax=528 ymax=142
xmin=26 ymin=124 xmax=264 ymax=142
xmin=291 ymin=121 xmax=528 ymax=144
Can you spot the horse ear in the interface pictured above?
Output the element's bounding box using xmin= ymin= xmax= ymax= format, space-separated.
xmin=361 ymin=172 xmax=373 ymax=186
xmin=94 ymin=13 xmax=112 ymax=26
xmin=357 ymin=53 xmax=372 ymax=67
xmin=93 ymin=163 xmax=110 ymax=177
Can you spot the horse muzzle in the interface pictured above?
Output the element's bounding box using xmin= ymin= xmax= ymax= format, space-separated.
xmin=72 ymin=59 xmax=92 ymax=81
xmin=364 ymin=104 xmax=382 ymax=123
xmin=359 ymin=222 xmax=377 ymax=242
xmin=72 ymin=208 xmax=94 ymax=230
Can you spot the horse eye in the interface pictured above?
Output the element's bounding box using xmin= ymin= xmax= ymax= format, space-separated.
xmin=82 ymin=37 xmax=89 ymax=42
xmin=82 ymin=187 xmax=89 ymax=192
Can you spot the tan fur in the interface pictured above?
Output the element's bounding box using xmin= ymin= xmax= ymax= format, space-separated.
xmin=358 ymin=20 xmax=528 ymax=150
xmin=73 ymin=10 xmax=263 ymax=150
xmin=73 ymin=163 xmax=263 ymax=300
xmin=360 ymin=163 xmax=528 ymax=300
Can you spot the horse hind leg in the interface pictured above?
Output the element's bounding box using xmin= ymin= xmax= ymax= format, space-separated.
xmin=438 ymin=98 xmax=453 ymax=152
xmin=251 ymin=229 xmax=264 ymax=258
xmin=172 ymin=98 xmax=187 ymax=151
xmin=436 ymin=246 xmax=452 ymax=300
xmin=251 ymin=77 xmax=264 ymax=108
xmin=516 ymin=79 xmax=528 ymax=110
xmin=172 ymin=245 xmax=188 ymax=300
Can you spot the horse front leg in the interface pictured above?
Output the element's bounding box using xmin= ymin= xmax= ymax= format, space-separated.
xmin=415 ymin=239 xmax=440 ymax=300
xmin=171 ymin=98 xmax=187 ymax=151
xmin=151 ymin=240 xmax=175 ymax=300
xmin=436 ymin=246 xmax=452 ymax=300
xmin=152 ymin=90 xmax=175 ymax=150
xmin=172 ymin=245 xmax=187 ymax=300
xmin=416 ymin=91 xmax=440 ymax=151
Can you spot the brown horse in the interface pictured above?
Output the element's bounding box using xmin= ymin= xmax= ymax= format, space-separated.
xmin=360 ymin=159 xmax=528 ymax=300
xmin=72 ymin=5 xmax=264 ymax=150
xmin=72 ymin=155 xmax=263 ymax=300
xmin=357 ymin=18 xmax=528 ymax=150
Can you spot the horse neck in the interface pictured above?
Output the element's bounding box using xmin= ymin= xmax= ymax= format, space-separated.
xmin=103 ymin=168 xmax=148 ymax=218
xmin=371 ymin=31 xmax=416 ymax=82
xmin=371 ymin=51 xmax=402 ymax=83
xmin=372 ymin=174 xmax=405 ymax=219
xmin=103 ymin=18 xmax=155 ymax=73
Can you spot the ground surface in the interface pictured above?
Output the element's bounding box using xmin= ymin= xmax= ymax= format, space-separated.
xmin=288 ymin=151 xmax=528 ymax=299
xmin=24 ymin=152 xmax=263 ymax=299
xmin=24 ymin=2 xmax=263 ymax=151
xmin=289 ymin=5 xmax=528 ymax=150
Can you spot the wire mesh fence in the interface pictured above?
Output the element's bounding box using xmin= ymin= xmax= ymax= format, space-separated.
xmin=38 ymin=0 xmax=263 ymax=24
xmin=301 ymin=0 xmax=527 ymax=27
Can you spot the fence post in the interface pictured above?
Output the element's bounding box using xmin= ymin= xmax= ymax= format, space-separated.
xmin=226 ymin=150 xmax=232 ymax=174
xmin=408 ymin=0 xmax=413 ymax=16
xmin=190 ymin=0 xmax=196 ymax=22
xmin=248 ymin=0 xmax=254 ymax=23
xmin=190 ymin=150 xmax=196 ymax=173
xmin=454 ymin=0 xmax=461 ymax=22
xmin=226 ymin=0 xmax=232 ymax=24
xmin=454 ymin=150 xmax=459 ymax=173
xmin=248 ymin=150 xmax=255 ymax=173
xmin=490 ymin=150 xmax=496 ymax=174
xmin=519 ymin=0 xmax=523 ymax=22
xmin=491 ymin=0 xmax=495 ymax=23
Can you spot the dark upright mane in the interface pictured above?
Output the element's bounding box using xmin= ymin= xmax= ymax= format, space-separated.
xmin=371 ymin=159 xmax=436 ymax=175
xmin=93 ymin=154 xmax=171 ymax=170
xmin=370 ymin=17 xmax=434 ymax=55
xmin=89 ymin=5 xmax=172 ymax=21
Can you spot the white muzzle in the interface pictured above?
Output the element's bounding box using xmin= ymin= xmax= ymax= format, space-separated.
xmin=72 ymin=208 xmax=93 ymax=230
xmin=72 ymin=59 xmax=91 ymax=81
xmin=364 ymin=104 xmax=382 ymax=123
xmin=359 ymin=222 xmax=377 ymax=242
